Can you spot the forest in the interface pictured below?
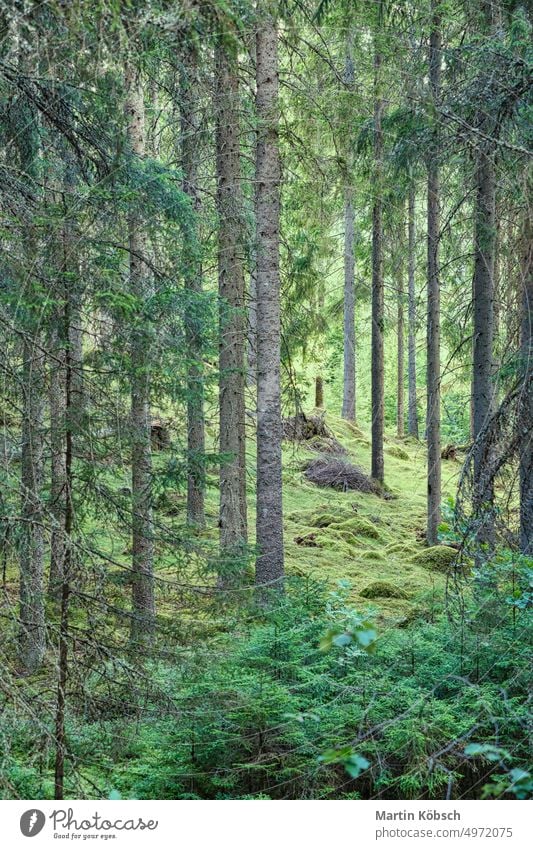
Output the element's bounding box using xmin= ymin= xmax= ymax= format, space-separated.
xmin=0 ymin=0 xmax=531 ymax=802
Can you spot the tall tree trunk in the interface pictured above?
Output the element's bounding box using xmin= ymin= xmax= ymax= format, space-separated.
xmin=19 ymin=332 xmax=46 ymax=672
xmin=49 ymin=148 xmax=80 ymax=596
xmin=341 ymin=35 xmax=356 ymax=422
xmin=17 ymin=93 xmax=45 ymax=672
xmin=471 ymin=139 xmax=496 ymax=526
xmin=180 ymin=45 xmax=206 ymax=527
xmin=342 ymin=189 xmax=356 ymax=421
xmin=255 ymin=6 xmax=284 ymax=594
xmin=371 ymin=12 xmax=384 ymax=483
xmin=215 ymin=36 xmax=248 ymax=570
xmin=426 ymin=0 xmax=442 ymax=545
xmin=396 ymin=221 xmax=405 ymax=438
xmin=519 ymin=200 xmax=532 ymax=555
xmin=54 ymin=186 xmax=75 ymax=801
xmin=125 ymin=63 xmax=155 ymax=642
xmin=407 ymin=182 xmax=419 ymax=438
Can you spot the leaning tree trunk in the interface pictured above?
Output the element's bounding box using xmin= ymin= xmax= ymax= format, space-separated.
xmin=371 ymin=17 xmax=384 ymax=484
xmin=519 ymin=205 xmax=532 ymax=555
xmin=426 ymin=1 xmax=442 ymax=546
xmin=215 ymin=36 xmax=248 ymax=573
xmin=125 ymin=63 xmax=155 ymax=642
xmin=255 ymin=5 xmax=284 ymax=594
xmin=407 ymin=182 xmax=419 ymax=438
xmin=180 ymin=45 xmax=206 ymax=528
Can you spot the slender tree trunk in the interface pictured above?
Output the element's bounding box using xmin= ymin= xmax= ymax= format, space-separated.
xmin=341 ymin=35 xmax=356 ymax=422
xmin=54 ymin=235 xmax=75 ymax=801
xmin=255 ymin=6 xmax=284 ymax=594
xmin=17 ymin=94 xmax=45 ymax=672
xmin=426 ymin=1 xmax=442 ymax=545
xmin=125 ymin=63 xmax=155 ymax=642
xmin=49 ymin=310 xmax=67 ymax=596
xmin=248 ymin=263 xmax=257 ymax=387
xmin=180 ymin=46 xmax=206 ymax=527
xmin=471 ymin=156 xmax=496 ymax=527
xmin=371 ymin=14 xmax=384 ymax=484
xmin=215 ymin=36 xmax=248 ymax=568
xmin=519 ymin=201 xmax=532 ymax=555
xmin=19 ymin=333 xmax=46 ymax=672
xmin=407 ymin=182 xmax=419 ymax=438
xmin=315 ymin=375 xmax=324 ymax=409
xmin=342 ymin=189 xmax=356 ymax=421
xmin=396 ymin=227 xmax=405 ymax=439
xmin=49 ymin=148 xmax=80 ymax=596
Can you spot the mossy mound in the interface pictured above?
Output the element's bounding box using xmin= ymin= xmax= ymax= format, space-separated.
xmin=386 ymin=542 xmax=419 ymax=556
xmin=360 ymin=549 xmax=386 ymax=562
xmin=360 ymin=581 xmax=410 ymax=599
xmin=309 ymin=510 xmax=352 ymax=528
xmin=329 ymin=516 xmax=380 ymax=540
xmin=411 ymin=545 xmax=458 ymax=573
xmin=387 ymin=445 xmax=410 ymax=461
xmin=313 ymin=530 xmax=356 ymax=559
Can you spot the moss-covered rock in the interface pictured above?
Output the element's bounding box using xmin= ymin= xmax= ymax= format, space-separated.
xmin=411 ymin=545 xmax=458 ymax=573
xmin=387 ymin=445 xmax=410 ymax=461
xmin=329 ymin=516 xmax=380 ymax=540
xmin=360 ymin=581 xmax=410 ymax=599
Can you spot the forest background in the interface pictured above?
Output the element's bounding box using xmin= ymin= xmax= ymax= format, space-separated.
xmin=0 ymin=0 xmax=531 ymax=802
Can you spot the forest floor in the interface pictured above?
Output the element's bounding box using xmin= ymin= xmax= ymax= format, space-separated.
xmin=61 ymin=410 xmax=463 ymax=630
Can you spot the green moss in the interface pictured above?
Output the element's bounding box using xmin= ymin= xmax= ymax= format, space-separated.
xmin=360 ymin=581 xmax=410 ymax=599
xmin=386 ymin=542 xmax=419 ymax=556
xmin=329 ymin=516 xmax=380 ymax=540
xmin=387 ymin=445 xmax=410 ymax=461
xmin=310 ymin=512 xmax=338 ymax=528
xmin=313 ymin=531 xmax=356 ymax=559
xmin=360 ymin=549 xmax=386 ymax=562
xmin=411 ymin=545 xmax=458 ymax=573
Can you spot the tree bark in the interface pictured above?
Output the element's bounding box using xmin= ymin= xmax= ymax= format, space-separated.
xmin=255 ymin=6 xmax=284 ymax=594
xmin=125 ymin=63 xmax=155 ymax=642
xmin=371 ymin=15 xmax=384 ymax=484
xmin=407 ymin=182 xmax=419 ymax=438
xmin=215 ymin=36 xmax=248 ymax=567
xmin=396 ymin=221 xmax=405 ymax=438
xmin=180 ymin=45 xmax=206 ymax=528
xmin=342 ymin=189 xmax=356 ymax=421
xmin=469 ymin=0 xmax=499 ymax=558
xmin=17 ymin=95 xmax=45 ymax=672
xmin=519 ymin=202 xmax=532 ymax=555
xmin=341 ymin=36 xmax=356 ymax=422
xmin=426 ymin=1 xmax=442 ymax=545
